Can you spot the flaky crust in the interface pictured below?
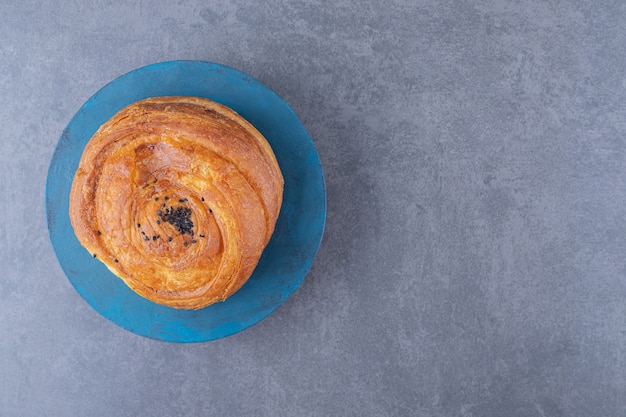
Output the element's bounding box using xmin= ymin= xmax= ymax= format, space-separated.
xmin=69 ymin=96 xmax=283 ymax=309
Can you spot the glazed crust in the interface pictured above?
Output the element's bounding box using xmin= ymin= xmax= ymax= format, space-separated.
xmin=69 ymin=96 xmax=283 ymax=309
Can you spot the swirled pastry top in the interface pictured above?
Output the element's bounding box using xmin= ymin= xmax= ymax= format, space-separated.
xmin=69 ymin=96 xmax=284 ymax=310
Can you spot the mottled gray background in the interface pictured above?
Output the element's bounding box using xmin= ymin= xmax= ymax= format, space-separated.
xmin=1 ymin=0 xmax=625 ymax=416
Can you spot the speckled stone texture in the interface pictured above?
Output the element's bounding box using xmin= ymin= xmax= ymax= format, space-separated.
xmin=1 ymin=1 xmax=625 ymax=416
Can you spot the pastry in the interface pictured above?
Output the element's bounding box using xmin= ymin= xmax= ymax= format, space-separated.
xmin=69 ymin=96 xmax=284 ymax=310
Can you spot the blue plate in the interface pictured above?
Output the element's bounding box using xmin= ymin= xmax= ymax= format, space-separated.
xmin=46 ymin=61 xmax=326 ymax=342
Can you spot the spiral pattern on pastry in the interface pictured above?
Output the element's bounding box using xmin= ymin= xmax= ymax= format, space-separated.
xmin=69 ymin=96 xmax=284 ymax=310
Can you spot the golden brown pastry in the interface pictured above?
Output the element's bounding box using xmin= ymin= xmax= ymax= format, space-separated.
xmin=69 ymin=96 xmax=284 ymax=310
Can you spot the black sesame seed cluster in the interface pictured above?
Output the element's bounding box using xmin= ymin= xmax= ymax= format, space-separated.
xmin=157 ymin=203 xmax=195 ymax=236
xmin=136 ymin=196 xmax=210 ymax=247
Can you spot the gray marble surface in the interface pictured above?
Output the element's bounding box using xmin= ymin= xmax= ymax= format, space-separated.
xmin=1 ymin=1 xmax=625 ymax=416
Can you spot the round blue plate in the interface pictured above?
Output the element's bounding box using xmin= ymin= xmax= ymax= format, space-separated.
xmin=46 ymin=61 xmax=326 ymax=342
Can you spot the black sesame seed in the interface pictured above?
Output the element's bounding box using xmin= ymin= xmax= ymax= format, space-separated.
xmin=137 ymin=223 xmax=141 ymax=228
xmin=168 ymin=237 xmax=173 ymax=242
xmin=145 ymin=236 xmax=150 ymax=241
xmin=156 ymin=220 xmax=161 ymax=225
xmin=179 ymin=199 xmax=184 ymax=203
xmin=157 ymin=210 xmax=162 ymax=216
xmin=114 ymin=259 xmax=119 ymax=263
xmin=155 ymin=197 xmax=159 ymax=201
xmin=209 ymin=208 xmax=213 ymax=213
xmin=191 ymin=240 xmax=197 ymax=244
xmin=164 ymin=196 xmax=169 ymax=200
xmin=184 ymin=241 xmax=188 ymax=246
xmin=184 ymin=198 xmax=188 ymax=202
xmin=201 ymin=197 xmax=205 ymax=202
xmin=199 ymin=234 xmax=204 ymax=238
xmin=93 ymin=254 xmax=97 ymax=258
xmin=97 ymin=230 xmax=101 ymax=235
